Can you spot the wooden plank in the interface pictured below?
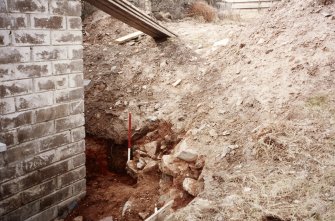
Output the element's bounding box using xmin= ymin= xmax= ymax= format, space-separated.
xmin=224 ymin=0 xmax=280 ymax=3
xmin=84 ymin=0 xmax=176 ymax=39
xmin=231 ymin=2 xmax=275 ymax=9
xmin=145 ymin=200 xmax=174 ymax=221
xmin=115 ymin=31 xmax=144 ymax=44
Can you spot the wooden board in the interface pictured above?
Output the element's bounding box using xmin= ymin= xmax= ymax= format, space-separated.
xmin=115 ymin=31 xmax=144 ymax=44
xmin=85 ymin=0 xmax=176 ymax=39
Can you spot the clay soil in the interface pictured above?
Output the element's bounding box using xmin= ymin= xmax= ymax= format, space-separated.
xmin=65 ymin=135 xmax=160 ymax=221
xmin=70 ymin=0 xmax=335 ymax=220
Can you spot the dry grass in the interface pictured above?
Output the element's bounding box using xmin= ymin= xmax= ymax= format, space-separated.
xmin=317 ymin=0 xmax=334 ymax=5
xmin=188 ymin=1 xmax=217 ymax=22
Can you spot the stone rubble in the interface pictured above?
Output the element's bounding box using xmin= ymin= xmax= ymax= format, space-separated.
xmin=126 ymin=129 xmax=206 ymax=206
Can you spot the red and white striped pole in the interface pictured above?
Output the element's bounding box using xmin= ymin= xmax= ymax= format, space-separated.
xmin=128 ymin=112 xmax=132 ymax=162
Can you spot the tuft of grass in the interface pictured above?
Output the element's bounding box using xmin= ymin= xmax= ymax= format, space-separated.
xmin=306 ymin=96 xmax=327 ymax=107
xmin=317 ymin=0 xmax=334 ymax=5
xmin=188 ymin=1 xmax=217 ymax=22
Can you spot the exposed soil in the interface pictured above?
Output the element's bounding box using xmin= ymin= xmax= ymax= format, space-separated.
xmin=65 ymin=135 xmax=159 ymax=221
xmin=74 ymin=0 xmax=335 ymax=220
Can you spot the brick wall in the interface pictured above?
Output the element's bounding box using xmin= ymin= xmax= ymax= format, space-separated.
xmin=0 ymin=0 xmax=85 ymax=220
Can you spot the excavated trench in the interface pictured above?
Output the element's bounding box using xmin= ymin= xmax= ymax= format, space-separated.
xmin=65 ymin=121 xmax=203 ymax=221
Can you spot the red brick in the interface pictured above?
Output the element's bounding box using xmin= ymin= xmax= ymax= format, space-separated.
xmin=8 ymin=0 xmax=48 ymax=13
xmin=0 ymin=97 xmax=15 ymax=114
xmin=17 ymin=121 xmax=54 ymax=143
xmin=35 ymin=103 xmax=70 ymax=123
xmin=51 ymin=31 xmax=82 ymax=45
xmin=15 ymin=62 xmax=51 ymax=79
xmin=55 ymin=88 xmax=83 ymax=104
xmin=0 ymin=47 xmax=30 ymax=64
xmin=21 ymin=150 xmax=57 ymax=173
xmin=0 ymin=110 xmax=33 ymax=131
xmin=40 ymin=131 xmax=71 ymax=152
xmin=32 ymin=15 xmax=66 ymax=29
xmin=50 ymin=0 xmax=81 ymax=16
xmin=57 ymin=140 xmax=85 ymax=161
xmin=0 ymin=130 xmax=17 ymax=147
xmin=5 ymin=140 xmax=39 ymax=163
xmin=33 ymin=46 xmax=67 ymax=61
xmin=0 ymin=79 xmax=33 ymax=97
xmin=67 ymin=45 xmax=83 ymax=59
xmin=15 ymin=91 xmax=53 ymax=111
xmin=0 ymin=30 xmax=11 ymax=46
xmin=21 ymin=179 xmax=57 ymax=204
xmin=55 ymin=113 xmax=84 ymax=132
xmin=14 ymin=30 xmax=50 ymax=46
xmin=67 ymin=17 xmax=82 ymax=30
xmin=0 ymin=14 xmax=28 ymax=29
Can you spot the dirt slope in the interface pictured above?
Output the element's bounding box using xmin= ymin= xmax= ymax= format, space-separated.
xmin=83 ymin=0 xmax=335 ymax=220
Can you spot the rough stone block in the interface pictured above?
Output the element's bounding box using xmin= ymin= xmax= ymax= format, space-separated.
xmin=0 ymin=79 xmax=33 ymax=97
xmin=21 ymin=179 xmax=57 ymax=204
xmin=57 ymin=140 xmax=85 ymax=161
xmin=33 ymin=46 xmax=67 ymax=61
xmin=67 ymin=45 xmax=83 ymax=59
xmin=0 ymin=30 xmax=11 ymax=46
xmin=50 ymin=0 xmax=81 ymax=16
xmin=67 ymin=17 xmax=82 ymax=30
xmin=13 ymin=30 xmax=50 ymax=46
xmin=70 ymin=100 xmax=84 ymax=115
xmin=68 ymin=73 xmax=83 ymax=88
xmin=51 ymin=31 xmax=82 ymax=45
xmin=8 ymin=0 xmax=48 ymax=13
xmin=35 ymin=103 xmax=70 ymax=123
xmin=15 ymin=91 xmax=54 ymax=111
xmin=55 ymin=88 xmax=83 ymax=104
xmin=15 ymin=62 xmax=51 ymax=79
xmin=40 ymin=131 xmax=71 ymax=152
xmin=57 ymin=166 xmax=85 ymax=188
xmin=0 ymin=110 xmax=33 ymax=131
xmin=31 ymin=15 xmax=65 ymax=29
xmin=0 ymin=47 xmax=30 ymax=64
xmin=17 ymin=121 xmax=54 ymax=143
xmin=40 ymin=186 xmax=72 ymax=210
xmin=0 ymin=97 xmax=15 ymax=114
xmin=71 ymin=126 xmax=85 ymax=142
xmin=55 ymin=113 xmax=84 ymax=132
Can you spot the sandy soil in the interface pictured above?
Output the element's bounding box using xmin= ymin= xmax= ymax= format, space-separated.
xmin=76 ymin=0 xmax=335 ymax=220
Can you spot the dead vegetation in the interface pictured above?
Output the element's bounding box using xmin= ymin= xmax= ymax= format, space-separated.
xmin=188 ymin=1 xmax=217 ymax=22
xmin=74 ymin=0 xmax=335 ymax=220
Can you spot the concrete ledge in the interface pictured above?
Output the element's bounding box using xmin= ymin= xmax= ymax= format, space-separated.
xmin=0 ymin=142 xmax=7 ymax=152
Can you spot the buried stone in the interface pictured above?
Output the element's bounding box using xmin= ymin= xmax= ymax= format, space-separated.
xmin=174 ymin=140 xmax=198 ymax=162
xmin=182 ymin=178 xmax=204 ymax=196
